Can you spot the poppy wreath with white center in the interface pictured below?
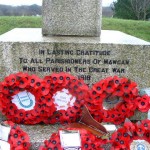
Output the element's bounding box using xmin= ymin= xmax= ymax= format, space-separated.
xmin=0 ymin=72 xmax=49 ymax=124
xmin=39 ymin=128 xmax=107 ymax=150
xmin=135 ymin=95 xmax=150 ymax=112
xmin=110 ymin=119 xmax=150 ymax=150
xmin=43 ymin=72 xmax=89 ymax=124
xmin=1 ymin=121 xmax=30 ymax=150
xmin=85 ymin=76 xmax=138 ymax=125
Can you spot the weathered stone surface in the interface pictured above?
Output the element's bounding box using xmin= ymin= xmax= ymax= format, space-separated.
xmin=0 ymin=28 xmax=150 ymax=121
xmin=0 ymin=113 xmax=6 ymax=122
xmin=130 ymin=110 xmax=147 ymax=120
xmin=42 ymin=0 xmax=102 ymax=36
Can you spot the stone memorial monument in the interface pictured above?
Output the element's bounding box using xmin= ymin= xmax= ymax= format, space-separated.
xmin=0 ymin=0 xmax=150 ymax=149
xmin=42 ymin=0 xmax=102 ymax=36
xmin=0 ymin=0 xmax=150 ymax=89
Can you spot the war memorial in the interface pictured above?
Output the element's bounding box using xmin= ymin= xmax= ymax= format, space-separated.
xmin=0 ymin=0 xmax=150 ymax=149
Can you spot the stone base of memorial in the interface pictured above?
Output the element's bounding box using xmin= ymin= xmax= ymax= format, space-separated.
xmin=0 ymin=113 xmax=6 ymax=122
xmin=0 ymin=28 xmax=150 ymax=121
xmin=0 ymin=29 xmax=149 ymax=149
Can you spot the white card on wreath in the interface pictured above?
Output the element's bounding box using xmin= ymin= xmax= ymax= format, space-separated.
xmin=0 ymin=124 xmax=11 ymax=142
xmin=130 ymin=140 xmax=150 ymax=150
xmin=59 ymin=130 xmax=81 ymax=149
xmin=0 ymin=140 xmax=10 ymax=150
xmin=148 ymin=110 xmax=150 ymax=119
xmin=12 ymin=90 xmax=35 ymax=110
xmin=64 ymin=148 xmax=81 ymax=150
xmin=53 ymin=89 xmax=76 ymax=110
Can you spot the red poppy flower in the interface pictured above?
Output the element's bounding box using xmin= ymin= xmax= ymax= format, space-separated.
xmin=135 ymin=95 xmax=150 ymax=112
xmin=92 ymin=82 xmax=104 ymax=95
xmin=121 ymin=83 xmax=132 ymax=94
xmin=5 ymin=74 xmax=17 ymax=86
xmin=113 ymin=76 xmax=121 ymax=86
xmin=112 ymin=86 xmax=124 ymax=97
xmin=34 ymin=78 xmax=43 ymax=90
xmin=17 ymin=77 xmax=29 ymax=89
xmin=143 ymin=129 xmax=150 ymax=142
xmin=0 ymin=82 xmax=9 ymax=94
xmin=38 ymin=82 xmax=49 ymax=96
xmin=28 ymin=74 xmax=41 ymax=87
xmin=117 ymin=136 xmax=130 ymax=149
xmin=102 ymin=77 xmax=116 ymax=94
xmin=104 ymin=83 xmax=117 ymax=94
xmin=11 ymin=86 xmax=20 ymax=95
xmin=141 ymin=119 xmax=150 ymax=130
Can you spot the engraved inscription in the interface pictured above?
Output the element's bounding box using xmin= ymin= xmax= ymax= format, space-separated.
xmin=19 ymin=49 xmax=130 ymax=82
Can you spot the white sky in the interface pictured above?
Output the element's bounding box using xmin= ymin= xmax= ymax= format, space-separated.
xmin=0 ymin=0 xmax=116 ymax=6
xmin=103 ymin=0 xmax=116 ymax=6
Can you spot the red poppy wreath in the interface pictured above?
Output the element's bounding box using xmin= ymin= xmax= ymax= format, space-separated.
xmin=85 ymin=76 xmax=138 ymax=125
xmin=0 ymin=121 xmax=30 ymax=150
xmin=110 ymin=119 xmax=150 ymax=150
xmin=43 ymin=72 xmax=89 ymax=124
xmin=0 ymin=72 xmax=50 ymax=124
xmin=39 ymin=128 xmax=107 ymax=150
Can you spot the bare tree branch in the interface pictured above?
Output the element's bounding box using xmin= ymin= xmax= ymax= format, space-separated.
xmin=130 ymin=0 xmax=150 ymax=20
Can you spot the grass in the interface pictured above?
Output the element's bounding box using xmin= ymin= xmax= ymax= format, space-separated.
xmin=102 ymin=18 xmax=150 ymax=42
xmin=0 ymin=16 xmax=150 ymax=42
xmin=0 ymin=16 xmax=42 ymax=35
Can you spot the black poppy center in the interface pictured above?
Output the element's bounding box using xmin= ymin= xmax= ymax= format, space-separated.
xmin=141 ymin=102 xmax=145 ymax=106
xmin=31 ymin=79 xmax=35 ymax=83
xmin=97 ymin=86 xmax=101 ymax=91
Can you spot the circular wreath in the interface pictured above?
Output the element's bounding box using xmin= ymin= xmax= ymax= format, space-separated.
xmin=39 ymin=128 xmax=107 ymax=150
xmin=0 ymin=72 xmax=50 ymax=124
xmin=0 ymin=121 xmax=30 ymax=150
xmin=110 ymin=119 xmax=150 ymax=149
xmin=85 ymin=76 xmax=138 ymax=125
xmin=43 ymin=72 xmax=89 ymax=124
xmin=135 ymin=95 xmax=150 ymax=112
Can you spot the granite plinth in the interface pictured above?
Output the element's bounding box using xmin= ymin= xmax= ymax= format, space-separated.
xmin=130 ymin=110 xmax=148 ymax=121
xmin=0 ymin=113 xmax=6 ymax=122
xmin=0 ymin=28 xmax=149 ymax=44
xmin=42 ymin=0 xmax=102 ymax=36
xmin=0 ymin=28 xmax=150 ymax=121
